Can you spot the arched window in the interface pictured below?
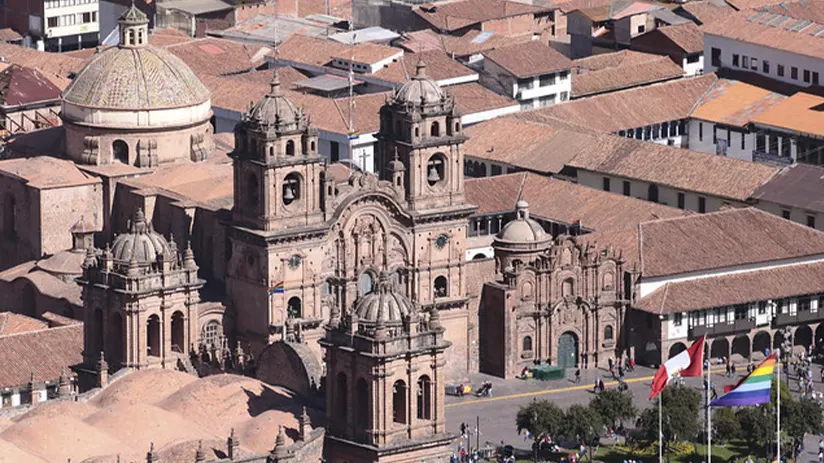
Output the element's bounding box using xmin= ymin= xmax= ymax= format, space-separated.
xmin=358 ymin=272 xmax=374 ymax=296
xmin=523 ymin=335 xmax=533 ymax=352
xmin=604 ymin=325 xmax=614 ymax=341
xmin=431 ymin=121 xmax=440 ymax=137
xmin=2 ymin=194 xmax=14 ymax=238
xmin=286 ymin=140 xmax=295 ymax=156
xmin=427 ymin=154 xmax=445 ymax=186
xmin=128 ymin=30 xmax=135 ymax=45
xmin=602 ymin=271 xmax=614 ymax=289
xmin=287 ymin=296 xmax=302 ymax=319
xmin=434 ymin=276 xmax=448 ymax=298
xmin=147 ymin=314 xmax=161 ymax=357
xmin=393 ymin=380 xmax=407 ymax=424
xmin=203 ymin=321 xmax=221 ymax=347
xmin=269 ymin=146 xmax=274 ymax=157
xmin=648 ymin=183 xmax=659 ymax=203
xmin=310 ymin=140 xmax=316 ymax=152
xmin=336 ymin=372 xmax=348 ymax=424
xmin=112 ymin=140 xmax=129 ymax=164
xmin=414 ymin=127 xmax=420 ymax=137
xmin=454 ymin=121 xmax=460 ymax=133
xmin=247 ymin=173 xmax=259 ymax=208
xmin=472 ymin=253 xmax=487 ymax=260
xmin=356 ymin=378 xmax=369 ymax=428
xmin=562 ymin=278 xmax=574 ymax=297
xmin=171 ymin=311 xmax=185 ymax=353
xmin=417 ymin=376 xmax=432 ymax=420
xmin=283 ymin=173 xmax=301 ymax=206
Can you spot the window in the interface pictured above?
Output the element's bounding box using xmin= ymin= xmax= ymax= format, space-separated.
xmin=742 ymin=56 xmax=749 ymax=68
xmin=559 ymin=71 xmax=569 ymax=80
xmin=393 ymin=380 xmax=407 ymax=424
xmin=782 ymin=210 xmax=791 ymax=220
xmin=763 ymin=60 xmax=770 ymax=74
xmin=635 ymin=127 xmax=642 ymax=139
xmin=732 ymin=54 xmax=739 ymax=67
xmin=602 ymin=177 xmax=610 ymax=192
xmin=781 ymin=136 xmax=791 ymax=157
xmin=711 ymin=48 xmax=721 ymax=67
xmin=734 ymin=305 xmax=748 ymax=320
xmin=673 ymin=314 xmax=683 ymax=327
xmin=778 ymin=64 xmax=785 ymax=77
xmin=430 ymin=121 xmax=440 ymax=137
xmin=686 ymin=54 xmax=699 ymax=64
xmin=799 ymin=297 xmax=811 ymax=312
xmin=523 ymin=336 xmax=533 ymax=352
xmin=698 ymin=122 xmax=703 ymax=142
xmin=648 ymin=183 xmax=659 ymax=203
xmin=792 ymin=66 xmax=799 ymax=80
xmin=750 ymin=57 xmax=758 ymax=70
xmin=805 ymin=69 xmax=812 ymax=83
xmin=560 ymin=91 xmax=568 ymax=102
xmin=712 ymin=127 xmax=717 ymax=144
xmin=604 ymin=325 xmax=614 ymax=340
xmin=285 ymin=140 xmax=295 ymax=156
xmin=426 ymin=154 xmax=445 ymax=186
xmin=330 ymin=141 xmax=340 ymax=162
xmin=808 ymin=215 xmax=816 ymax=228
xmin=623 ymin=181 xmax=631 ymax=196
xmin=434 ymin=276 xmax=448 ymax=298
xmin=741 ymin=132 xmax=745 ymax=150
xmin=282 ymin=173 xmax=300 ymax=206
xmin=637 ymin=24 xmax=645 ymax=33
xmin=47 ymin=16 xmax=58 ymax=27
xmin=539 ymin=73 xmax=556 ymax=86
xmin=519 ymin=78 xmax=534 ymax=90
xmin=814 ymin=72 xmax=820 ymax=86
xmin=756 ymin=133 xmax=766 ymax=152
xmin=491 ymin=165 xmax=502 ymax=176
xmin=287 ymin=297 xmax=302 ymax=318
xmin=677 ymin=192 xmax=685 ymax=210
xmin=644 ymin=126 xmax=651 ymax=140
xmin=82 ymin=11 xmax=96 ymax=22
xmin=203 ymin=321 xmax=220 ymax=348
xmin=417 ymin=376 xmax=431 ymax=420
xmin=758 ymin=301 xmax=767 ymax=315
xmin=698 ymin=196 xmax=706 ymax=213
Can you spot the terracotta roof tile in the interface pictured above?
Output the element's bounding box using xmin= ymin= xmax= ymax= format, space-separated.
xmin=636 ymin=260 xmax=824 ymax=314
xmin=654 ymin=22 xmax=704 ymax=53
xmin=398 ymin=29 xmax=535 ymax=57
xmin=519 ymin=73 xmax=718 ymax=132
xmin=726 ymin=0 xmax=784 ymax=10
xmin=677 ymin=1 xmax=735 ymax=25
xmin=122 ymin=160 xmax=235 ymax=210
xmin=567 ymin=133 xmax=779 ymax=200
xmin=0 ymin=324 xmax=83 ymax=388
xmin=444 ymin=81 xmax=517 ymax=114
xmin=690 ymin=79 xmax=786 ymax=127
xmin=703 ymin=10 xmax=824 ymax=61
xmin=163 ymin=37 xmax=269 ymax=77
xmin=0 ymin=156 xmax=101 ymax=190
xmin=0 ymin=312 xmax=48 ymax=335
xmin=760 ymin=0 xmax=824 ymax=23
xmin=572 ymin=50 xmax=684 ymax=97
xmin=466 ymin=172 xmax=689 ymax=231
xmin=0 ymin=43 xmax=84 ymax=78
xmin=749 ymin=92 xmax=824 ymax=138
xmin=0 ymin=64 xmax=63 ymax=106
xmin=580 ymin=225 xmax=642 ymax=269
xmin=329 ymin=41 xmax=403 ymax=65
xmin=0 ymin=28 xmax=22 ymax=42
xmin=639 ymin=208 xmax=824 ymax=277
xmin=414 ymin=0 xmax=551 ymax=32
xmin=751 ymin=163 xmax=824 ymax=214
xmin=484 ymin=40 xmax=573 ymax=78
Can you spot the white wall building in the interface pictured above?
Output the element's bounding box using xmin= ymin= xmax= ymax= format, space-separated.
xmin=39 ymin=0 xmax=99 ymax=51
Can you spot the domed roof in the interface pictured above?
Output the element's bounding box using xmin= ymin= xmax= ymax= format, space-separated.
xmin=498 ymin=200 xmax=549 ymax=243
xmin=353 ymin=272 xmax=415 ymax=325
xmin=62 ymin=7 xmax=208 ymax=112
xmin=394 ymin=60 xmax=445 ymax=106
xmin=246 ymin=68 xmax=304 ymax=131
xmin=110 ymin=209 xmax=172 ymax=263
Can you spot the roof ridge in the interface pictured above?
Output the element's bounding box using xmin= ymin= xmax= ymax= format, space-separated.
xmin=659 ymin=282 xmax=670 ymax=314
xmin=0 ymin=322 xmax=82 ymax=340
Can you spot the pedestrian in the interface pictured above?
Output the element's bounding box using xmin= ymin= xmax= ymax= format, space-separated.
xmin=608 ymin=357 xmax=614 ymax=371
xmin=575 ymin=368 xmax=581 ymax=383
xmin=618 ymin=365 xmax=624 ymax=377
xmin=599 ymin=378 xmax=605 ymax=392
xmin=731 ymin=363 xmax=736 ymax=375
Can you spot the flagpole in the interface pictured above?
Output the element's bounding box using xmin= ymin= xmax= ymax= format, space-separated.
xmin=659 ymin=392 xmax=663 ymax=463
xmin=707 ymin=356 xmax=712 ymax=463
xmin=776 ymin=347 xmax=781 ymax=463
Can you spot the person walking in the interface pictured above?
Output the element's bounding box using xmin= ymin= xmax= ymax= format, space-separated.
xmin=575 ymin=368 xmax=581 ymax=383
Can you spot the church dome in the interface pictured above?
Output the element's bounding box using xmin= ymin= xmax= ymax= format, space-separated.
xmin=246 ymin=68 xmax=303 ymax=131
xmin=393 ymin=60 xmax=445 ymax=106
xmin=110 ymin=209 xmax=172 ymax=264
xmin=353 ymin=272 xmax=415 ymax=325
xmin=498 ymin=200 xmax=548 ymax=243
xmin=62 ymin=6 xmax=208 ymax=112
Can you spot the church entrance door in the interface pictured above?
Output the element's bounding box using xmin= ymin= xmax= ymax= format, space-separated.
xmin=557 ymin=332 xmax=578 ymax=369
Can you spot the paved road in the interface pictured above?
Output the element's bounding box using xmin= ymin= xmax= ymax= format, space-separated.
xmin=444 ymin=366 xmax=824 ymax=462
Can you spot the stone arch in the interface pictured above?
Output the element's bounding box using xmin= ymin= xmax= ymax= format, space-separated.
xmin=753 ymin=331 xmax=771 ymax=357
xmin=710 ymin=338 xmax=729 ymax=360
xmin=282 ymin=172 xmax=301 ymax=206
xmin=256 ymin=341 xmax=323 ymax=397
xmin=107 ymin=311 xmax=124 ymax=367
xmin=426 ymin=153 xmax=446 ymax=186
xmin=648 ymin=183 xmax=659 ymax=203
xmin=731 ymin=335 xmax=750 ymax=361
xmin=430 ymin=121 xmax=440 ymax=137
xmin=285 ymin=139 xmax=295 ymax=156
xmin=433 ymin=275 xmax=448 ymax=298
xmin=557 ymin=331 xmax=579 ymax=368
xmin=171 ymin=311 xmax=185 ymax=353
xmin=472 ymin=253 xmax=487 ymax=260
xmin=112 ymin=139 xmax=129 ymax=164
xmin=561 ymin=277 xmax=574 ymax=297
xmin=668 ymin=342 xmax=687 ymax=359
xmin=816 ymin=324 xmax=824 ymax=347
xmin=773 ymin=330 xmax=785 ymax=349
xmin=202 ymin=320 xmax=221 ymax=348
xmin=393 ymin=380 xmax=407 ymax=424
xmin=358 ymin=271 xmax=374 ymax=297
xmin=602 ymin=271 xmax=615 ymax=290
xmin=356 ymin=378 xmax=370 ymax=428
xmin=794 ymin=325 xmax=813 ymax=349
xmin=603 ymin=324 xmax=614 ymax=342
xmin=287 ymin=296 xmax=302 ymax=318
xmin=523 ymin=335 xmax=533 ymax=352
xmin=417 ymin=375 xmax=432 ymax=420
xmin=147 ymin=314 xmax=161 ymax=357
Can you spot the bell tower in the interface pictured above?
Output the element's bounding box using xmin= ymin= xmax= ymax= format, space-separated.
xmin=231 ymin=68 xmax=325 ymax=231
xmin=320 ymin=272 xmax=454 ymax=463
xmin=378 ymin=60 xmax=466 ymax=212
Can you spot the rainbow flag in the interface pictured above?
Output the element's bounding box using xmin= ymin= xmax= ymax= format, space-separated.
xmin=710 ymin=353 xmax=776 ymax=407
xmin=268 ymin=282 xmax=285 ymax=295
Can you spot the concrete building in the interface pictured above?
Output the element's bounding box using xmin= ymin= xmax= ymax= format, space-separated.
xmin=1 ymin=0 xmax=100 ymax=51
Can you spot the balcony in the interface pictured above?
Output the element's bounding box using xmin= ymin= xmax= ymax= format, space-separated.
xmin=689 ymin=319 xmax=755 ymax=338
xmin=752 ymin=150 xmax=792 ymax=166
xmin=773 ymin=310 xmax=824 ymax=327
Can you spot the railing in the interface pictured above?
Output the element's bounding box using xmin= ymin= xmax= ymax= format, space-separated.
xmin=752 ymin=150 xmax=792 ymax=165
xmin=773 ymin=310 xmax=824 ymax=327
xmin=690 ymin=319 xmax=755 ymax=338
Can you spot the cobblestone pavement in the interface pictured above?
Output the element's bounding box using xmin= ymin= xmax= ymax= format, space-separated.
xmin=445 ymin=365 xmax=824 ymax=462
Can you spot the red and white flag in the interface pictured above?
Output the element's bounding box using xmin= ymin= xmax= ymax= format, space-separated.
xmin=649 ymin=335 xmax=705 ymax=399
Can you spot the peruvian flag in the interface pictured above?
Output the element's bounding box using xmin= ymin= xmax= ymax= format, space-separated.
xmin=649 ymin=336 xmax=705 ymax=399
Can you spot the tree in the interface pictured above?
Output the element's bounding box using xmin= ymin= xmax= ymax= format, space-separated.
xmin=590 ymin=389 xmax=637 ymax=431
xmin=563 ymin=404 xmax=603 ymax=463
xmin=736 ymin=406 xmax=773 ymax=454
xmin=712 ymin=407 xmax=740 ymax=444
xmin=638 ymin=386 xmax=702 ymax=462
xmin=782 ymin=398 xmax=822 ymax=460
xmin=516 ymin=399 xmax=564 ymax=461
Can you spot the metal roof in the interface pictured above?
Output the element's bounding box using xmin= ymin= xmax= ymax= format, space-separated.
xmin=295 ymin=74 xmax=363 ymax=92
xmin=157 ymin=0 xmax=232 ymax=15
xmin=329 ymin=27 xmax=400 ymax=44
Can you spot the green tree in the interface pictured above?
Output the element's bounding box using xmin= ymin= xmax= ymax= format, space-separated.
xmin=563 ymin=404 xmax=603 ymax=463
xmin=736 ymin=406 xmax=773 ymax=454
xmin=712 ymin=407 xmax=740 ymax=443
xmin=516 ymin=399 xmax=564 ymax=462
xmin=782 ymin=398 xmax=822 ymax=459
xmin=590 ymin=389 xmax=637 ymax=431
xmin=638 ymin=386 xmax=702 ymax=462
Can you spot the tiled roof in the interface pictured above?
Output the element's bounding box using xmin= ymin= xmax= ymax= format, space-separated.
xmin=0 ymin=64 xmax=63 ymax=106
xmin=465 ymin=172 xmax=689 ymax=230
xmin=553 ymin=0 xmax=614 ymax=14
xmin=689 ymin=79 xmax=786 ymax=127
xmin=0 ymin=324 xmax=83 ymax=388
xmin=759 ymin=0 xmax=824 ymax=23
xmin=483 ymin=40 xmax=573 ymax=78
xmin=518 ymin=73 xmax=718 ymax=132
xmin=122 ymin=159 xmax=234 ymax=210
xmin=639 ymin=208 xmax=824 ymax=277
xmin=329 ymin=41 xmax=402 ymax=65
xmin=567 ymin=133 xmax=779 ymax=201
xmin=413 ymin=0 xmax=550 ymax=32
xmin=0 ymin=28 xmax=22 ymax=42
xmin=148 ymin=27 xmax=193 ymax=48
xmin=0 ymin=156 xmax=102 ymax=190
xmin=654 ymin=22 xmax=704 ymax=53
xmin=749 ymin=92 xmax=824 ymax=138
xmin=373 ymin=49 xmax=476 ymax=84
xmin=726 ymin=0 xmax=785 ymax=11
xmin=702 ymin=10 xmax=824 ymax=61
xmin=0 ymin=43 xmax=84 ymax=78
xmin=0 ymin=312 xmax=48 ymax=335
xmin=751 ymin=163 xmax=824 ymax=214
xmin=580 ymin=225 xmax=642 ymax=269
xmin=572 ymin=50 xmax=684 ymax=97
xmin=398 ymin=29 xmax=534 ymax=57
xmin=162 ymin=37 xmax=269 ymax=77
xmin=444 ymin=81 xmax=517 ymax=114
xmin=636 ymin=260 xmax=824 ymax=314
xmin=676 ymin=1 xmax=735 ymax=25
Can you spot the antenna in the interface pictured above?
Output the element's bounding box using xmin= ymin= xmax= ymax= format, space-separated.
xmin=348 ymin=21 xmax=357 ymax=147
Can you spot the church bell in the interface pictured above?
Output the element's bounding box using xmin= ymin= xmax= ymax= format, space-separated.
xmin=427 ymin=166 xmax=441 ymax=183
xmin=283 ymin=185 xmax=295 ymax=201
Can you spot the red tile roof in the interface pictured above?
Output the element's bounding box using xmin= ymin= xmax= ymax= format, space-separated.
xmin=0 ymin=324 xmax=83 ymax=388
xmin=654 ymin=22 xmax=704 ymax=53
xmin=676 ymin=1 xmax=734 ymax=25
xmin=398 ymin=29 xmax=535 ymax=57
xmin=484 ymin=40 xmax=573 ymax=78
xmin=751 ymin=163 xmax=824 ymax=214
xmin=703 ymin=10 xmax=824 ymax=61
xmin=413 ymin=0 xmax=551 ymax=32
xmin=690 ymin=79 xmax=786 ymax=127
xmin=163 ymin=37 xmax=269 ymax=77
xmin=0 ymin=28 xmax=22 ymax=42
xmin=0 ymin=312 xmax=48 ymax=336
xmin=0 ymin=64 xmax=63 ymax=106
xmin=0 ymin=156 xmax=102 ymax=190
xmin=0 ymin=43 xmax=84 ymax=78
xmin=572 ymin=50 xmax=684 ymax=97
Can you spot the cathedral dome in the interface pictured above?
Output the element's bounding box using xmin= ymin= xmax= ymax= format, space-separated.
xmin=246 ymin=68 xmax=304 ymax=131
xmin=110 ymin=209 xmax=172 ymax=264
xmin=353 ymin=272 xmax=415 ymax=325
xmin=498 ymin=200 xmax=548 ymax=243
xmin=393 ymin=60 xmax=445 ymax=106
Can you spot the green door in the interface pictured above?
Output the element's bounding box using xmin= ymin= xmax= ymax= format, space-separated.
xmin=557 ymin=332 xmax=578 ymax=369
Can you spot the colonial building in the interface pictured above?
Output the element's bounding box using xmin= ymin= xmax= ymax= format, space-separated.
xmin=478 ymin=201 xmax=626 ymax=378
